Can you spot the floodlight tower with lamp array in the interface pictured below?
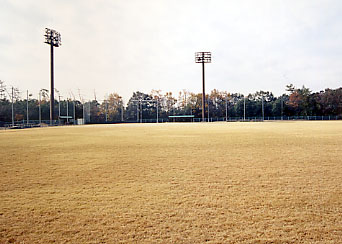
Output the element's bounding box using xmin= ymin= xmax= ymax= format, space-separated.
xmin=195 ymin=52 xmax=211 ymax=122
xmin=44 ymin=28 xmax=61 ymax=125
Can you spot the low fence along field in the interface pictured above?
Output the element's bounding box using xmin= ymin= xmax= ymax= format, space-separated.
xmin=1 ymin=121 xmax=341 ymax=243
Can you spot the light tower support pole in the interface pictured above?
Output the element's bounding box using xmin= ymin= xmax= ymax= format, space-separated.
xmin=50 ymin=45 xmax=54 ymax=125
xmin=195 ymin=52 xmax=211 ymax=122
xmin=44 ymin=28 xmax=61 ymax=125
xmin=11 ymin=87 xmax=14 ymax=127
xmin=202 ymin=61 xmax=205 ymax=122
xmin=39 ymin=92 xmax=41 ymax=125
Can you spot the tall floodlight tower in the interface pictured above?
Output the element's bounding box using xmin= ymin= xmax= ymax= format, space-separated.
xmin=44 ymin=28 xmax=61 ymax=125
xmin=195 ymin=52 xmax=211 ymax=121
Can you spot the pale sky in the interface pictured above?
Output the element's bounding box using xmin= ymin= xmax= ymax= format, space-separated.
xmin=0 ymin=0 xmax=341 ymax=102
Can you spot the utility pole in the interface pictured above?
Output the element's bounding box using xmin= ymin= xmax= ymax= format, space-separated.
xmin=66 ymin=98 xmax=69 ymax=123
xmin=105 ymin=100 xmax=108 ymax=123
xmin=11 ymin=87 xmax=14 ymax=127
xmin=261 ymin=95 xmax=265 ymax=121
xmin=225 ymin=96 xmax=228 ymax=122
xmin=73 ymin=99 xmax=76 ymax=124
xmin=140 ymin=101 xmax=142 ymax=123
xmin=38 ymin=89 xmax=49 ymax=125
xmin=26 ymin=90 xmax=29 ymax=125
xmin=136 ymin=102 xmax=139 ymax=122
xmin=39 ymin=92 xmax=41 ymax=125
xmin=78 ymin=89 xmax=85 ymax=124
xmin=281 ymin=96 xmax=283 ymax=120
xmin=243 ymin=96 xmax=246 ymax=121
xmin=70 ymin=92 xmax=76 ymax=125
xmin=44 ymin=28 xmax=61 ymax=125
xmin=208 ymin=97 xmax=210 ymax=122
xmin=83 ymin=103 xmax=85 ymax=124
xmin=58 ymin=94 xmax=61 ymax=124
xmin=156 ymin=99 xmax=159 ymax=123
xmin=121 ymin=104 xmax=124 ymax=122
xmin=195 ymin=52 xmax=211 ymax=122
xmin=88 ymin=102 xmax=91 ymax=123
xmin=55 ymin=89 xmax=61 ymax=125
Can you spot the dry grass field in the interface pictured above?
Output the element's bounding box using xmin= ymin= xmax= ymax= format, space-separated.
xmin=0 ymin=121 xmax=341 ymax=243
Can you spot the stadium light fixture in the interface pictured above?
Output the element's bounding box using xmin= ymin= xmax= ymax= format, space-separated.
xmin=44 ymin=28 xmax=61 ymax=125
xmin=195 ymin=52 xmax=211 ymax=122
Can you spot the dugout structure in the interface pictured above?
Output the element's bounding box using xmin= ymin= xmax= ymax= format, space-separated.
xmin=169 ymin=115 xmax=194 ymax=122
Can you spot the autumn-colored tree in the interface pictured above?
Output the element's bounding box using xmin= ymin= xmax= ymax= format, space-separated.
xmin=100 ymin=93 xmax=124 ymax=122
xmin=163 ymin=92 xmax=176 ymax=115
xmin=315 ymin=88 xmax=342 ymax=116
xmin=0 ymin=81 xmax=341 ymax=124
xmin=287 ymin=85 xmax=312 ymax=116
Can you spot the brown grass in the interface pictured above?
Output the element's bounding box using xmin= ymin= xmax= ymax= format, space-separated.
xmin=0 ymin=121 xmax=342 ymax=243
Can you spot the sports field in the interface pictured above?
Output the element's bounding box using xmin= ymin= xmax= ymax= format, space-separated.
xmin=0 ymin=121 xmax=341 ymax=243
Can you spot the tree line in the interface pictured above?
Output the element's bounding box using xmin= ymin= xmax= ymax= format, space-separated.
xmin=0 ymin=80 xmax=341 ymax=125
